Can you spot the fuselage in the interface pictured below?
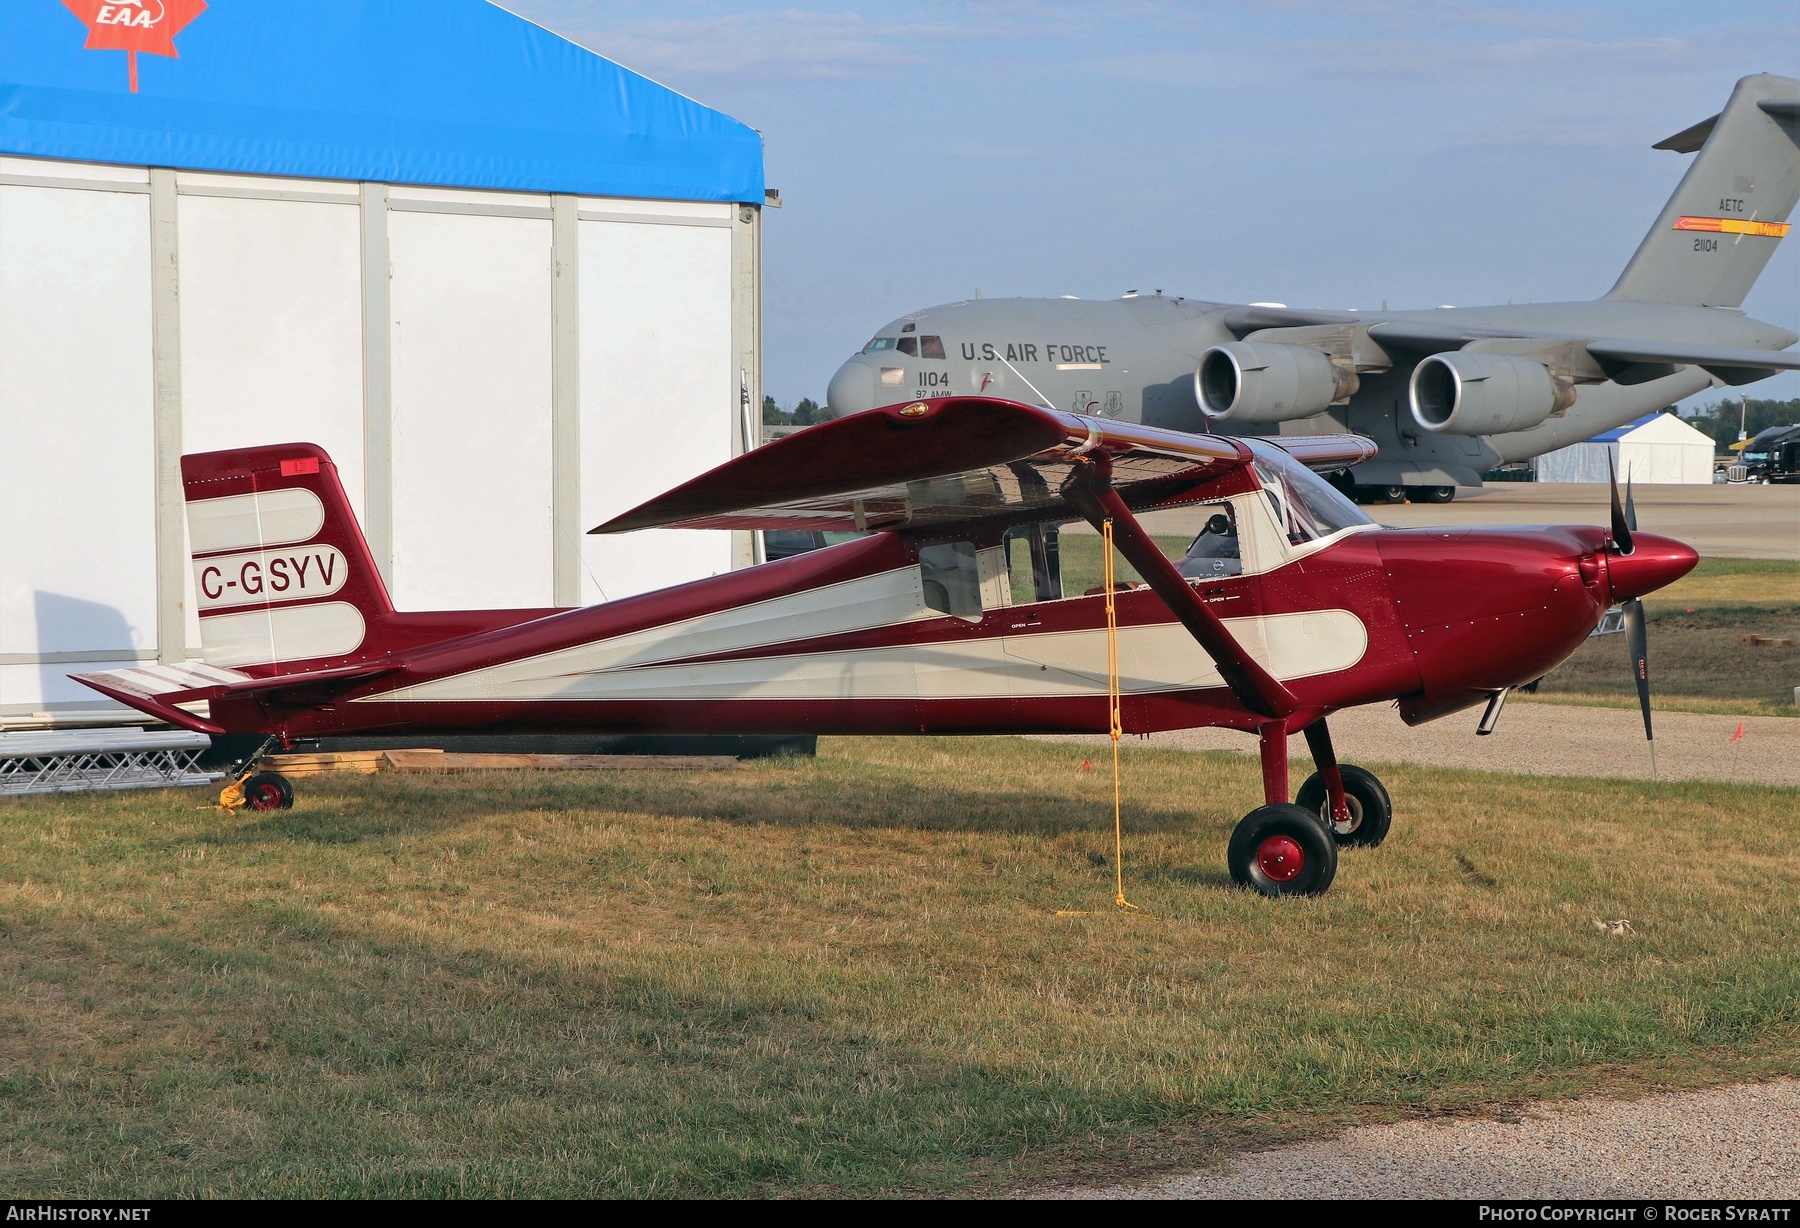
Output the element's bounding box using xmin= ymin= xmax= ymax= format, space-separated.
xmin=824 ymin=295 xmax=1795 ymax=490
xmin=206 ymin=467 xmax=1695 ymax=744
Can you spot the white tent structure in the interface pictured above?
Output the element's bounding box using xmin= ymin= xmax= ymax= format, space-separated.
xmin=1535 ymin=413 xmax=1716 ymax=485
xmin=0 ymin=2 xmax=768 ymax=728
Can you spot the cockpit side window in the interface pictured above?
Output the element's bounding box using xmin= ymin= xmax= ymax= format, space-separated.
xmin=1003 ymin=522 xmax=1065 ymax=603
xmin=862 ymin=337 xmax=898 ymax=354
xmin=897 ymin=336 xmax=919 ymax=357
xmin=1176 ymin=504 xmax=1243 ymax=577
xmin=920 ymin=541 xmax=984 ymax=620
xmin=920 ymin=335 xmax=946 ymax=360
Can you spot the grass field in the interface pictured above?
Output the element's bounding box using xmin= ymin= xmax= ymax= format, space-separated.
xmin=5 ymin=737 xmax=1800 ymax=1197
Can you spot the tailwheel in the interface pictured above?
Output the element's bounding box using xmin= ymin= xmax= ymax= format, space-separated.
xmin=1296 ymin=764 xmax=1393 ymax=848
xmin=240 ymin=771 xmax=295 ymax=812
xmin=1228 ymin=804 xmax=1337 ymax=898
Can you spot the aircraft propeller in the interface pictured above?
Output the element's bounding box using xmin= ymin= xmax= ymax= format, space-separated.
xmin=1608 ymin=455 xmax=1655 ymax=770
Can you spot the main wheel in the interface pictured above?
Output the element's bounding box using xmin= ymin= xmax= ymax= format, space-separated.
xmin=241 ymin=771 xmax=295 ymax=812
xmin=1295 ymin=764 xmax=1393 ymax=848
xmin=1408 ymin=485 xmax=1455 ymax=504
xmin=1228 ymin=804 xmax=1338 ymax=898
xmin=1379 ymin=484 xmax=1406 ymax=504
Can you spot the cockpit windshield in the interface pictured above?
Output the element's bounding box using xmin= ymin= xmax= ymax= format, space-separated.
xmin=1246 ymin=439 xmax=1374 ymax=545
xmin=862 ymin=337 xmax=898 ymax=353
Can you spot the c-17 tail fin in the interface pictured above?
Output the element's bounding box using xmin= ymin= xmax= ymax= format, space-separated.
xmin=1607 ymin=73 xmax=1800 ymax=309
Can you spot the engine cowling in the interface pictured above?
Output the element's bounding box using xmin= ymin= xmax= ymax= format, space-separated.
xmin=1196 ymin=342 xmax=1358 ymax=424
xmin=1409 ymin=352 xmax=1576 ymax=434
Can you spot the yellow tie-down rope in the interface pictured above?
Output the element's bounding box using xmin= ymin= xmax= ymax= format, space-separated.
xmin=1102 ymin=519 xmax=1140 ymax=913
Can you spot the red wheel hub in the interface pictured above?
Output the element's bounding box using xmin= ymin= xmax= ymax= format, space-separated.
xmin=1256 ymin=835 xmax=1305 ymax=883
xmin=248 ymin=783 xmax=284 ymax=812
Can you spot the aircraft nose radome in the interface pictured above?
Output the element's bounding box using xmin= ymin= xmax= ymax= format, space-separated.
xmin=1605 ymin=533 xmax=1699 ymax=603
xmin=826 ymin=361 xmax=874 ymax=417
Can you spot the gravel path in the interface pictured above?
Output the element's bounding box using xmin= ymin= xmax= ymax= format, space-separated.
xmin=1040 ymin=700 xmax=1800 ymax=788
xmin=1039 ymin=1080 xmax=1800 ymax=1199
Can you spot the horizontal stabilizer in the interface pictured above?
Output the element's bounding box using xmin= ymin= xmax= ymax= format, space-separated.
xmin=593 ymin=397 xmax=1376 ymax=535
xmin=1652 ymin=112 xmax=1719 ymax=153
xmin=73 ymin=658 xmax=401 ymax=733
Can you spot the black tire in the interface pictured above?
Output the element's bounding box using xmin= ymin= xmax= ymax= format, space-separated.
xmin=241 ymin=771 xmax=295 ymax=812
xmin=1408 ymin=485 xmax=1455 ymax=504
xmin=1295 ymin=764 xmax=1393 ymax=848
xmin=1379 ymin=485 xmax=1406 ymax=504
xmin=1228 ymin=803 xmax=1338 ymax=898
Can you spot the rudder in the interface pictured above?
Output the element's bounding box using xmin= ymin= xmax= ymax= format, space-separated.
xmin=1607 ymin=73 xmax=1800 ymax=308
xmin=183 ymin=442 xmax=394 ymax=672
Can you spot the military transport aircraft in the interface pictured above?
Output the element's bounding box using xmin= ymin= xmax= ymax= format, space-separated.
xmin=826 ymin=73 xmax=1800 ymax=503
xmin=73 ymin=396 xmax=1694 ymax=898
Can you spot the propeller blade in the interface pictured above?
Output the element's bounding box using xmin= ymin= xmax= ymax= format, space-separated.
xmin=1624 ymin=470 xmax=1638 ymax=534
xmin=1607 ymin=451 xmax=1635 ymax=555
xmin=1623 ymin=596 xmax=1652 ymax=744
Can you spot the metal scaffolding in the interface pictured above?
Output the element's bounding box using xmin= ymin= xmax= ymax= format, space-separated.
xmin=0 ymin=728 xmax=219 ymax=796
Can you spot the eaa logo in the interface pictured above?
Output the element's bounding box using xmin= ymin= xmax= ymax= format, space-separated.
xmin=58 ymin=0 xmax=208 ymax=93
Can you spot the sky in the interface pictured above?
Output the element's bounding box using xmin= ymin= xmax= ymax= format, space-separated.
xmin=509 ymin=1 xmax=1800 ymax=413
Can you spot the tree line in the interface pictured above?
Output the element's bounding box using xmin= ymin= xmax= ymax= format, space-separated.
xmin=763 ymin=395 xmax=823 ymax=427
xmin=1681 ymin=396 xmax=1800 ymax=450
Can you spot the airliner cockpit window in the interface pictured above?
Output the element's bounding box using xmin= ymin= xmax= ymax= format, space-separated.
xmin=1176 ymin=506 xmax=1242 ymax=578
xmin=1248 ymin=441 xmax=1374 ymax=545
xmin=919 ymin=335 xmax=947 ymax=360
xmin=862 ymin=337 xmax=898 ymax=353
xmin=897 ymin=336 xmax=919 ymax=357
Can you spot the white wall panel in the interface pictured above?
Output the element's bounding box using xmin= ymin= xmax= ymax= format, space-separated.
xmin=389 ymin=211 xmax=554 ymax=609
xmin=177 ymin=195 xmax=366 ymax=519
xmin=0 ymin=184 xmax=157 ymax=697
xmin=579 ymin=220 xmax=733 ymax=603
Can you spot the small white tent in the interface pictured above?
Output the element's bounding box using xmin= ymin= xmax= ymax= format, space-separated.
xmin=1536 ymin=412 xmax=1716 ymax=484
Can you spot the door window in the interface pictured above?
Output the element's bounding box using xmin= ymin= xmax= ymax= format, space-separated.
xmin=1176 ymin=505 xmax=1243 ymax=577
xmin=920 ymin=542 xmax=984 ymax=619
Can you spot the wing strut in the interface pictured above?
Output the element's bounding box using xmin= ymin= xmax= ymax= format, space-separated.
xmin=1064 ymin=457 xmax=1299 ymax=721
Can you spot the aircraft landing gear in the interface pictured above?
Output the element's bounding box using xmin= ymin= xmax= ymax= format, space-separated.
xmin=1294 ymin=719 xmax=1393 ymax=847
xmin=215 ymin=735 xmax=295 ymax=813
xmin=238 ymin=771 xmax=295 ymax=812
xmin=1297 ymin=764 xmax=1392 ymax=847
xmin=1230 ymin=721 xmax=1338 ymax=897
xmin=1353 ymin=484 xmax=1406 ymax=505
xmin=1229 ymin=804 xmax=1337 ymax=897
xmin=1407 ymin=485 xmax=1455 ymax=504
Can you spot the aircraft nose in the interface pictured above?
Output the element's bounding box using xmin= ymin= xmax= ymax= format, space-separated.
xmin=1605 ymin=533 xmax=1698 ymax=603
xmin=826 ymin=360 xmax=874 ymax=417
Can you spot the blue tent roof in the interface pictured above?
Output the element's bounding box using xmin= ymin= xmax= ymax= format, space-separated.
xmin=1585 ymin=412 xmax=1663 ymax=444
xmin=0 ymin=1 xmax=763 ymax=202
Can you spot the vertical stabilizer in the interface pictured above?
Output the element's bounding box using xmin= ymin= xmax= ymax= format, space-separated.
xmin=1607 ymin=73 xmax=1800 ymax=308
xmin=182 ymin=443 xmax=395 ymax=671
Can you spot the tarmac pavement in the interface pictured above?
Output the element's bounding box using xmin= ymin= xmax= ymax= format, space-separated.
xmin=1039 ymin=1080 xmax=1800 ymax=1199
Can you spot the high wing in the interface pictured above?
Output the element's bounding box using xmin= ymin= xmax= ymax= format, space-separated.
xmin=1222 ymin=306 xmax=1800 ymax=386
xmin=594 ymin=396 xmax=1377 ymax=534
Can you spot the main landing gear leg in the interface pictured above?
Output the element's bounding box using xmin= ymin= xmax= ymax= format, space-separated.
xmin=1301 ymin=720 xmax=1351 ymax=826
xmin=1227 ymin=721 xmax=1338 ymax=897
xmin=1295 ymin=718 xmax=1393 ymax=847
xmin=1258 ymin=720 xmax=1289 ymax=805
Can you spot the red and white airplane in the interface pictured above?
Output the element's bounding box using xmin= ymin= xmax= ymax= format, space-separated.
xmin=75 ymin=396 xmax=1696 ymax=896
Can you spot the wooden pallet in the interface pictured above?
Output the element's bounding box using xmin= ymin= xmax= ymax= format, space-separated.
xmin=1739 ymin=634 xmax=1796 ymax=647
xmin=264 ymin=749 xmax=741 ymax=776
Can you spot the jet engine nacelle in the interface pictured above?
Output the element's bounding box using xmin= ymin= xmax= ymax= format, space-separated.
xmin=1409 ymin=351 xmax=1576 ymax=435
xmin=1196 ymin=342 xmax=1358 ymax=424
